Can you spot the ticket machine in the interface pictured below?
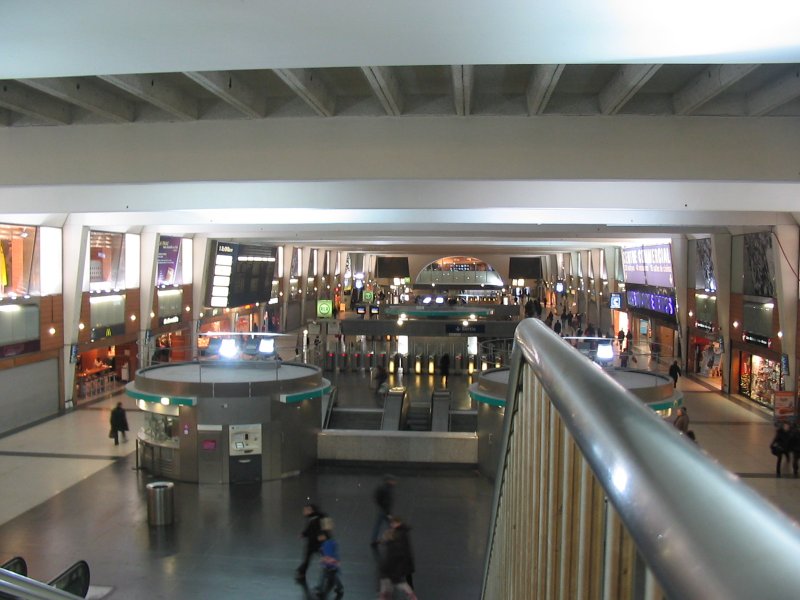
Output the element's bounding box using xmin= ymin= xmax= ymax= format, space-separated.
xmin=229 ymin=424 xmax=262 ymax=484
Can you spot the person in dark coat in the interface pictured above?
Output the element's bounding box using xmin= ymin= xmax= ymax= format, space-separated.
xmin=109 ymin=402 xmax=128 ymax=445
xmin=771 ymin=422 xmax=793 ymax=477
xmin=296 ymin=503 xmax=325 ymax=581
xmin=371 ymin=474 xmax=396 ymax=546
xmin=790 ymin=423 xmax=800 ymax=477
xmin=439 ymin=353 xmax=450 ymax=386
xmin=668 ymin=360 xmax=682 ymax=388
xmin=378 ymin=516 xmax=417 ymax=600
xmin=673 ymin=406 xmax=689 ymax=434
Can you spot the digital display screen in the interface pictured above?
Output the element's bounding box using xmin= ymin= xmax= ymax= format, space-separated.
xmin=609 ymin=293 xmax=622 ymax=309
xmin=555 ymin=281 xmax=564 ymax=293
xmin=356 ymin=305 xmax=367 ymax=314
xmin=234 ymin=441 xmax=245 ymax=450
xmin=370 ymin=306 xmax=379 ymax=315
xmin=205 ymin=241 xmax=277 ymax=308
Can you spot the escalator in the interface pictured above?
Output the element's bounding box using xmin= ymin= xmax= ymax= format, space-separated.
xmin=0 ymin=557 xmax=90 ymax=599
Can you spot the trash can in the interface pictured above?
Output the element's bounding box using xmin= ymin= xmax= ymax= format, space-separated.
xmin=146 ymin=481 xmax=174 ymax=526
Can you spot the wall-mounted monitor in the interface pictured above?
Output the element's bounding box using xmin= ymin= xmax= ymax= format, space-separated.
xmin=356 ymin=305 xmax=367 ymax=315
xmin=370 ymin=305 xmax=380 ymax=315
xmin=609 ymin=293 xmax=622 ymax=309
xmin=205 ymin=241 xmax=277 ymax=308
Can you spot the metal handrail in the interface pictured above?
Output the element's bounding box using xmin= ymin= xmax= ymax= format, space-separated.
xmin=322 ymin=386 xmax=338 ymax=429
xmin=482 ymin=318 xmax=800 ymax=600
xmin=0 ymin=568 xmax=84 ymax=600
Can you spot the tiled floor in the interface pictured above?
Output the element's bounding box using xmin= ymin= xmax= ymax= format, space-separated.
xmin=0 ymin=355 xmax=798 ymax=598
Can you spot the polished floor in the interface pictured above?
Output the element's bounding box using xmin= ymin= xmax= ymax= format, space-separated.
xmin=0 ymin=352 xmax=798 ymax=598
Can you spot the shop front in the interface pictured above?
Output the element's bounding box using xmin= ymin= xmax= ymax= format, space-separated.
xmin=734 ymin=340 xmax=784 ymax=408
xmin=75 ymin=291 xmax=139 ymax=403
xmin=149 ymin=287 xmax=193 ymax=364
xmin=624 ymin=284 xmax=679 ymax=364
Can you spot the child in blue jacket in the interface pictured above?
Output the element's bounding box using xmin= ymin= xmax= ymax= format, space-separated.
xmin=314 ymin=517 xmax=344 ymax=599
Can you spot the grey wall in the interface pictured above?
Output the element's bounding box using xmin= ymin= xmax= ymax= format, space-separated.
xmin=0 ymin=359 xmax=59 ymax=435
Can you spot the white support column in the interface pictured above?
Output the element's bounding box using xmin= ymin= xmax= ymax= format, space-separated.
xmin=772 ymin=225 xmax=799 ymax=393
xmin=711 ymin=234 xmax=732 ymax=394
xmin=604 ymin=248 xmax=618 ymax=293
xmin=62 ymin=224 xmax=89 ymax=408
xmin=191 ymin=235 xmax=209 ymax=356
xmin=139 ymin=232 xmax=158 ymax=362
xmin=580 ymin=250 xmax=590 ymax=327
xmin=671 ymin=236 xmax=689 ymax=365
xmin=281 ymin=244 xmax=294 ymax=331
xmin=591 ymin=248 xmax=603 ymax=330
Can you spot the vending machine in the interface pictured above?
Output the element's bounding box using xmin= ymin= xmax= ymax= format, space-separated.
xmin=228 ymin=424 xmax=262 ymax=484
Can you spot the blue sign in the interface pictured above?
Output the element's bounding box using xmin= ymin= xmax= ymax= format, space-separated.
xmin=625 ymin=289 xmax=676 ymax=316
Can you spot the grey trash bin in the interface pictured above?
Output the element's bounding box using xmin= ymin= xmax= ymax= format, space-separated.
xmin=146 ymin=481 xmax=174 ymax=526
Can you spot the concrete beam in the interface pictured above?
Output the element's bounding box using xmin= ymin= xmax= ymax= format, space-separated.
xmin=361 ymin=66 xmax=403 ymax=116
xmin=183 ymin=71 xmax=265 ymax=118
xmin=748 ymin=67 xmax=800 ymax=116
xmin=673 ymin=64 xmax=759 ymax=115
xmin=599 ymin=64 xmax=661 ymax=115
xmin=273 ymin=68 xmax=334 ymax=117
xmin=526 ymin=64 xmax=564 ymax=115
xmin=451 ymin=65 xmax=474 ymax=116
xmin=0 ymin=81 xmax=71 ymax=124
xmin=99 ymin=74 xmax=198 ymax=120
xmin=20 ymin=77 xmax=135 ymax=123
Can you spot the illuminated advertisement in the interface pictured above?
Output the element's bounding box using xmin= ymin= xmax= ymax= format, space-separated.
xmin=621 ymin=244 xmax=674 ymax=288
xmin=625 ymin=288 xmax=676 ymax=317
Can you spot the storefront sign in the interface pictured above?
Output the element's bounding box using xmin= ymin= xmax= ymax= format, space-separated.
xmin=695 ymin=320 xmax=713 ymax=332
xmin=160 ymin=315 xmax=181 ymax=326
xmin=90 ymin=323 xmax=126 ymax=341
xmin=773 ymin=391 xmax=796 ymax=422
xmin=742 ymin=331 xmax=771 ymax=348
xmin=622 ymin=244 xmax=674 ymax=288
xmin=625 ymin=289 xmax=676 ymax=316
xmin=446 ymin=324 xmax=486 ymax=335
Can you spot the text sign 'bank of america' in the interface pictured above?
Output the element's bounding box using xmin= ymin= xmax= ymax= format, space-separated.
xmin=446 ymin=324 xmax=485 ymax=335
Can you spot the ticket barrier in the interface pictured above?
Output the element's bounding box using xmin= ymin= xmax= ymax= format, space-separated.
xmin=454 ymin=354 xmax=464 ymax=374
xmin=367 ymin=352 xmax=376 ymax=369
xmin=427 ymin=353 xmax=437 ymax=375
xmin=338 ymin=352 xmax=349 ymax=372
xmin=378 ymin=353 xmax=388 ymax=369
xmin=467 ymin=354 xmax=477 ymax=375
xmin=229 ymin=424 xmax=262 ymax=484
xmin=414 ymin=354 xmax=423 ymax=374
xmin=353 ymin=352 xmax=365 ymax=371
xmin=325 ymin=352 xmax=335 ymax=372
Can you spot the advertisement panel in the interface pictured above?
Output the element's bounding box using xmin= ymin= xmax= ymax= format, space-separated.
xmin=156 ymin=235 xmax=183 ymax=286
xmin=621 ymin=244 xmax=674 ymax=287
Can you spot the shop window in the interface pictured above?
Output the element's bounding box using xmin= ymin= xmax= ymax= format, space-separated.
xmin=0 ymin=304 xmax=40 ymax=347
xmin=0 ymin=224 xmax=41 ymax=298
xmin=90 ymin=295 xmax=125 ymax=330
xmin=743 ymin=300 xmax=773 ymax=337
xmin=694 ymin=293 xmax=717 ymax=325
xmin=88 ymin=231 xmax=126 ymax=292
xmin=157 ymin=289 xmax=183 ymax=320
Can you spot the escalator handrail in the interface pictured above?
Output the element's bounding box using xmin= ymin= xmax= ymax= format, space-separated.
xmin=0 ymin=568 xmax=85 ymax=600
xmin=322 ymin=386 xmax=338 ymax=429
xmin=47 ymin=561 xmax=90 ymax=598
xmin=0 ymin=558 xmax=26 ymax=577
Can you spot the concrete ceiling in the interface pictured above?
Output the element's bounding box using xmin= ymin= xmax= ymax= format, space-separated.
xmin=1 ymin=1 xmax=800 ymax=255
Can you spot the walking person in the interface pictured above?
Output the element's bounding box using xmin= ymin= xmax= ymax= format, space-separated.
xmin=296 ymin=503 xmax=325 ymax=582
xmin=378 ymin=516 xmax=417 ymax=600
xmin=439 ymin=353 xmax=450 ymax=387
xmin=371 ymin=474 xmax=396 ymax=547
xmin=109 ymin=402 xmax=129 ymax=445
xmin=668 ymin=360 xmax=682 ymax=388
xmin=771 ymin=422 xmax=793 ymax=478
xmin=314 ymin=518 xmax=344 ymax=599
